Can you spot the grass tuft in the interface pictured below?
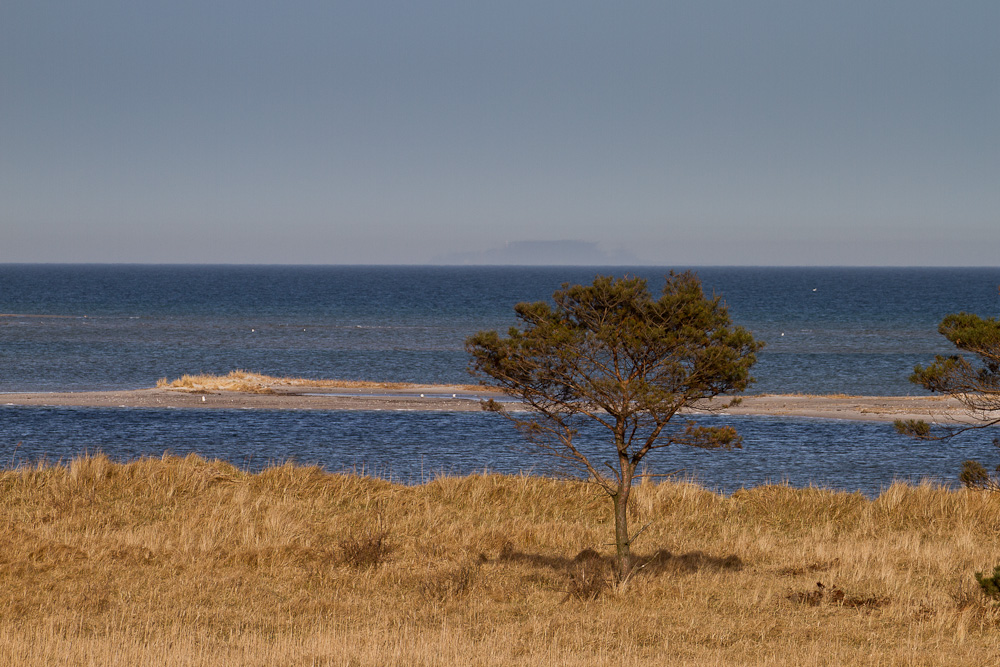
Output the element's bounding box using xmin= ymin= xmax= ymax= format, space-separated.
xmin=564 ymin=549 xmax=609 ymax=601
xmin=339 ymin=529 xmax=393 ymax=569
xmin=419 ymin=558 xmax=483 ymax=601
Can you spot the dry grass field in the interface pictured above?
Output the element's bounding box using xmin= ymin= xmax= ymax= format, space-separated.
xmin=1 ymin=453 xmax=999 ymax=665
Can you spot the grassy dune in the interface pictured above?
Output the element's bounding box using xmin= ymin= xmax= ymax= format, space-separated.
xmin=2 ymin=454 xmax=999 ymax=665
xmin=156 ymin=370 xmax=420 ymax=393
xmin=155 ymin=370 xmax=484 ymax=394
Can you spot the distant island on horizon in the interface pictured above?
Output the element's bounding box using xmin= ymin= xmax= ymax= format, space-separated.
xmin=434 ymin=240 xmax=640 ymax=266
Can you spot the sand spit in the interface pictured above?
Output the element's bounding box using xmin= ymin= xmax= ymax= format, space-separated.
xmin=0 ymin=384 xmax=981 ymax=423
xmin=0 ymin=385 xmax=492 ymax=412
xmin=697 ymin=393 xmax=975 ymax=424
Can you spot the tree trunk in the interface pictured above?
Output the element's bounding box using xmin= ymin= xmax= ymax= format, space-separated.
xmin=613 ymin=464 xmax=634 ymax=581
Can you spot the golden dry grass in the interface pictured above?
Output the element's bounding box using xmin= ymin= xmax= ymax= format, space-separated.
xmin=1 ymin=454 xmax=999 ymax=665
xmin=156 ymin=370 xmax=484 ymax=394
xmin=157 ymin=370 xmax=280 ymax=393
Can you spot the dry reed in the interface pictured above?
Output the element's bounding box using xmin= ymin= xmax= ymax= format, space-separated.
xmin=155 ymin=370 xmax=484 ymax=394
xmin=1 ymin=453 xmax=999 ymax=665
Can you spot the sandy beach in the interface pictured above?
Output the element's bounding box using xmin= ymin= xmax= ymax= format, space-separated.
xmin=0 ymin=384 xmax=977 ymax=423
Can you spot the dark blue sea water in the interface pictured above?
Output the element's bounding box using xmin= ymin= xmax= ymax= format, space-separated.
xmin=1 ymin=406 xmax=996 ymax=497
xmin=2 ymin=265 xmax=999 ymax=494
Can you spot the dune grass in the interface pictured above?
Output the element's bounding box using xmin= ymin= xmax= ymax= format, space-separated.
xmin=1 ymin=453 xmax=999 ymax=665
xmin=155 ymin=370 xmax=420 ymax=394
xmin=155 ymin=370 xmax=485 ymax=394
xmin=156 ymin=370 xmax=283 ymax=393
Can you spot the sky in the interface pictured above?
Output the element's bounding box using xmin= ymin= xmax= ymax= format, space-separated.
xmin=1 ymin=1 xmax=997 ymax=265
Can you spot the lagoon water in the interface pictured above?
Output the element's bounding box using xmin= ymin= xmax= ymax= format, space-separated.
xmin=2 ymin=265 xmax=999 ymax=494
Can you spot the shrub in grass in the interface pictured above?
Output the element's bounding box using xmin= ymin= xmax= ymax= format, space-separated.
xmin=419 ymin=560 xmax=482 ymax=601
xmin=339 ymin=530 xmax=392 ymax=569
xmin=974 ymin=564 xmax=1000 ymax=600
xmin=959 ymin=456 xmax=1000 ymax=491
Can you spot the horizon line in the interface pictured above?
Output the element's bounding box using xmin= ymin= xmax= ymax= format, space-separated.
xmin=1 ymin=262 xmax=999 ymax=269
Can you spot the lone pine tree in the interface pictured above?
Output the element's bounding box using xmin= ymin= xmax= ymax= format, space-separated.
xmin=466 ymin=273 xmax=762 ymax=579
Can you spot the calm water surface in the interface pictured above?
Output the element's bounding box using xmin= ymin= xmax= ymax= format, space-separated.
xmin=2 ymin=406 xmax=997 ymax=497
xmin=3 ymin=264 xmax=999 ymax=394
xmin=2 ymin=265 xmax=998 ymax=492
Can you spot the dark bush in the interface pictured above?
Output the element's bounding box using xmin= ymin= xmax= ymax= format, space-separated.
xmin=974 ymin=564 xmax=1000 ymax=600
xmin=339 ymin=530 xmax=392 ymax=569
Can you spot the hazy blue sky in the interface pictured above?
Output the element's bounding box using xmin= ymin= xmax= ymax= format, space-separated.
xmin=2 ymin=1 xmax=997 ymax=265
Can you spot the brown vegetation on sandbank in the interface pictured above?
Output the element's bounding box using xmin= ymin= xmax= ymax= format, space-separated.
xmin=1 ymin=454 xmax=998 ymax=665
xmin=156 ymin=370 xmax=486 ymax=395
xmin=156 ymin=370 xmax=421 ymax=394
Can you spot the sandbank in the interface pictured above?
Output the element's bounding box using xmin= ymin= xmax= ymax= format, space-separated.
xmin=0 ymin=385 xmax=980 ymax=423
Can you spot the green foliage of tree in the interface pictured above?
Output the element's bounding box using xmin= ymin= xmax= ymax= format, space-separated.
xmin=466 ymin=273 xmax=763 ymax=578
xmin=975 ymin=564 xmax=1000 ymax=600
xmin=910 ymin=313 xmax=1000 ymax=402
xmin=894 ymin=310 xmax=1000 ymax=490
xmin=893 ymin=419 xmax=932 ymax=439
xmin=957 ymin=447 xmax=1000 ymax=492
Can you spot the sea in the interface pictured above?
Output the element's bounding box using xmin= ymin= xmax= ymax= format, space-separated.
xmin=2 ymin=264 xmax=999 ymax=496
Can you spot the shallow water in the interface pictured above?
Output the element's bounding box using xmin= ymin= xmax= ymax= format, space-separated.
xmin=3 ymin=405 xmax=996 ymax=497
